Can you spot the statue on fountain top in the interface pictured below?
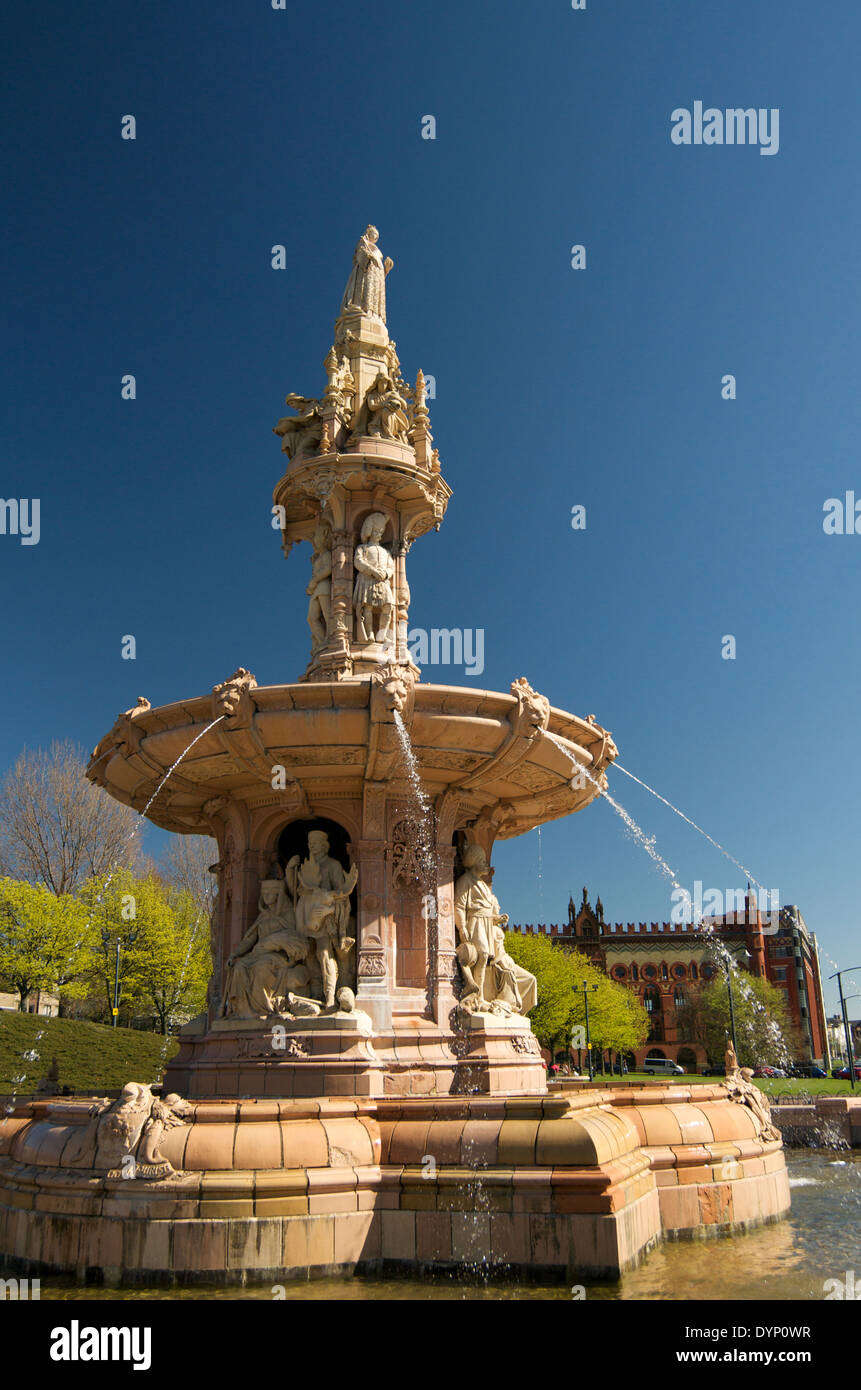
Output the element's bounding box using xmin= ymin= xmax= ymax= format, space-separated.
xmin=339 ymin=224 xmax=393 ymax=323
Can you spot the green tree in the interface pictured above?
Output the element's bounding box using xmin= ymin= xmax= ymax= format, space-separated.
xmin=502 ymin=931 xmax=577 ymax=1049
xmin=77 ymin=870 xmax=211 ymax=1031
xmin=676 ymin=973 xmax=795 ymax=1068
xmin=77 ymin=869 xmax=151 ymax=1021
xmin=564 ymin=951 xmax=649 ymax=1067
xmin=0 ymin=740 xmax=140 ymax=894
xmin=0 ymin=877 xmax=91 ymax=1009
xmin=127 ymin=884 xmax=211 ymax=1034
xmin=503 ymin=935 xmax=650 ymax=1059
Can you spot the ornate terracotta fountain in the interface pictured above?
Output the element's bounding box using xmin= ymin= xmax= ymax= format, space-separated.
xmin=0 ymin=230 xmax=790 ymax=1285
xmin=83 ymin=223 xmax=619 ymax=1100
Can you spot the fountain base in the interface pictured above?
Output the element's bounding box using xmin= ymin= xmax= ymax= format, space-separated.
xmin=162 ymin=1016 xmax=548 ymax=1099
xmin=0 ymin=1084 xmax=790 ymax=1284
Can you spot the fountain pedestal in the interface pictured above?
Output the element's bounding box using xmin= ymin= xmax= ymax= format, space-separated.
xmin=164 ymin=1012 xmax=547 ymax=1100
xmin=0 ymin=1084 xmax=790 ymax=1285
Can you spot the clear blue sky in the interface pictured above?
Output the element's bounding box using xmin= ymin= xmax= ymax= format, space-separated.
xmin=2 ymin=2 xmax=859 ymax=1012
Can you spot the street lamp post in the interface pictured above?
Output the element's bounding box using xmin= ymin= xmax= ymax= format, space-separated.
xmin=724 ymin=950 xmax=750 ymax=1061
xmin=840 ymin=994 xmax=861 ymax=1071
xmin=582 ymin=980 xmax=599 ymax=1081
xmin=828 ymin=968 xmax=861 ymax=1092
xmin=102 ymin=928 xmax=138 ymax=1029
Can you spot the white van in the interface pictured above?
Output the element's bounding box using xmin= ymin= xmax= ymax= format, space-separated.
xmin=643 ymin=1057 xmax=685 ymax=1076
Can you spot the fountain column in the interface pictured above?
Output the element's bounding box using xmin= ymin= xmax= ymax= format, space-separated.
xmin=431 ymin=842 xmax=458 ymax=1027
xmin=354 ymin=835 xmax=393 ymax=1031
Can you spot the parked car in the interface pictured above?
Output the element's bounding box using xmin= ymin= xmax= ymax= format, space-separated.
xmin=611 ymin=1061 xmax=629 ymax=1075
xmin=791 ymin=1064 xmax=826 ymax=1079
xmin=834 ymin=1065 xmax=861 ymax=1080
xmin=701 ymin=1066 xmax=725 ymax=1076
xmin=643 ymin=1058 xmax=685 ymax=1076
xmin=752 ymin=1066 xmax=777 ymax=1078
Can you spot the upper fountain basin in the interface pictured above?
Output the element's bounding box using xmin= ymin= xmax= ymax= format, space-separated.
xmin=86 ymin=676 xmax=617 ymax=840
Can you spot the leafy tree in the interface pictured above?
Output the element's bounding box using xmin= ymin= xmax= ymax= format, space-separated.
xmin=564 ymin=952 xmax=649 ymax=1066
xmin=0 ymin=741 xmax=140 ymax=894
xmin=77 ymin=869 xmax=151 ymax=1020
xmin=503 ymin=935 xmax=650 ymax=1058
xmin=676 ymin=972 xmax=795 ymax=1068
xmin=502 ymin=931 xmax=577 ymax=1048
xmin=127 ymin=884 xmax=211 ymax=1034
xmin=0 ymin=877 xmax=91 ymax=1009
xmin=159 ymin=834 xmax=218 ymax=918
xmin=76 ymin=870 xmax=211 ymax=1031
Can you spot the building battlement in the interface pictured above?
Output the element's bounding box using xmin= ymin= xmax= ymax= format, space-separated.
xmin=508 ymin=889 xmax=828 ymax=1070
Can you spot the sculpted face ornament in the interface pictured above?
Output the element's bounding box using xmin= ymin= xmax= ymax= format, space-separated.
xmin=213 ymin=667 xmax=257 ymax=725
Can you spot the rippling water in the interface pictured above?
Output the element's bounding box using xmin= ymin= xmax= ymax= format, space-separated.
xmin=38 ymin=1151 xmax=860 ymax=1302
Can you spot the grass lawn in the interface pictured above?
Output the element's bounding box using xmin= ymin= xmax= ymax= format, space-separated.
xmin=757 ymin=1077 xmax=858 ymax=1100
xmin=0 ymin=1012 xmax=179 ymax=1095
xmin=569 ymin=1071 xmax=858 ymax=1098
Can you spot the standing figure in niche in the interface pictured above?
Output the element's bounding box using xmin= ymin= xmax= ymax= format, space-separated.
xmin=293 ymin=830 xmax=358 ymax=1010
xmin=353 ymin=512 xmax=395 ymax=644
xmin=306 ymin=523 xmax=332 ymax=650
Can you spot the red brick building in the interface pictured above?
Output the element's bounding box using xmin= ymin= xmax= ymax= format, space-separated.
xmin=512 ymin=890 xmax=829 ymax=1071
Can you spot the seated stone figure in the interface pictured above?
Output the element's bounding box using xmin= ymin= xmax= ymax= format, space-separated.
xmin=454 ymin=844 xmax=537 ymax=1018
xmin=487 ymin=918 xmax=538 ymax=1016
xmin=221 ymin=877 xmax=309 ymax=1019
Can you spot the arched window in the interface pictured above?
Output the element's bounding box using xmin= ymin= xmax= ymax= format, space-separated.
xmin=690 ymin=961 xmax=698 ymax=980
xmin=661 ymin=962 xmax=669 ymax=981
xmin=673 ymin=987 xmax=686 ymax=1010
xmin=643 ymin=986 xmax=661 ymax=1013
xmin=643 ymin=986 xmax=663 ymax=1040
xmin=631 ymin=963 xmax=639 ymax=982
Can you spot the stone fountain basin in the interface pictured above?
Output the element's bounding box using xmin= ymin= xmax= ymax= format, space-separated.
xmin=87 ymin=680 xmax=615 ymax=837
xmin=0 ymin=1086 xmax=789 ymax=1281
